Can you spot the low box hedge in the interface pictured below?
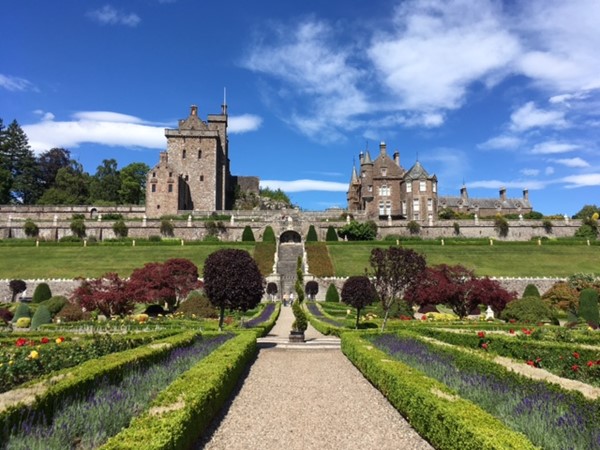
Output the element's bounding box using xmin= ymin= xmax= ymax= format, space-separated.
xmin=100 ymin=331 xmax=257 ymax=450
xmin=0 ymin=330 xmax=203 ymax=443
xmin=341 ymin=332 xmax=537 ymax=450
xmin=304 ymin=302 xmax=345 ymax=336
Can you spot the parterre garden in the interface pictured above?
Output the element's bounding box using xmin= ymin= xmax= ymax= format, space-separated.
xmin=1 ymin=237 xmax=599 ymax=449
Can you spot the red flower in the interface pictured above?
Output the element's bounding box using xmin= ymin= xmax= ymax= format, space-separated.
xmin=509 ymin=319 xmax=516 ymax=323
xmin=573 ymin=352 xmax=580 ymax=359
xmin=509 ymin=329 xmax=515 ymax=334
xmin=536 ymin=358 xmax=542 ymax=363
xmin=481 ymin=343 xmax=488 ymax=350
xmin=477 ymin=331 xmax=486 ymax=338
xmin=421 ymin=315 xmax=427 ymax=321
xmin=15 ymin=338 xmax=28 ymax=347
xmin=41 ymin=337 xmax=50 ymax=344
xmin=587 ymin=361 xmax=595 ymax=367
xmin=572 ymin=364 xmax=580 ymax=372
xmin=526 ymin=360 xmax=535 ymax=366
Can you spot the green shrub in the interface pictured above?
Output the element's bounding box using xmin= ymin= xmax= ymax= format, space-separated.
xmin=501 ymin=296 xmax=556 ymax=323
xmin=338 ymin=220 xmax=377 ymax=241
xmin=160 ymin=219 xmax=174 ymax=237
xmin=11 ymin=302 xmax=31 ymax=322
xmin=112 ymin=220 xmax=128 ymax=238
xmin=148 ymin=235 xmax=162 ymax=242
xmin=292 ymin=302 xmax=308 ymax=332
xmin=306 ymin=225 xmax=318 ymax=242
xmin=241 ymin=225 xmax=255 ymax=242
xmin=522 ymin=284 xmax=540 ymax=299
xmin=70 ymin=219 xmax=86 ymax=238
xmin=23 ymin=219 xmax=39 ymax=237
xmin=325 ymin=225 xmax=338 ymax=241
xmin=102 ymin=213 xmax=123 ymax=221
xmin=56 ymin=302 xmax=90 ymax=322
xmin=15 ymin=317 xmax=31 ymax=328
xmin=325 ymin=283 xmax=340 ymax=302
xmin=31 ymin=304 xmax=52 ymax=329
xmin=71 ymin=213 xmax=85 ymax=220
xmin=453 ymin=222 xmax=460 ymax=236
xmin=542 ymin=219 xmax=553 ymax=234
xmin=262 ymin=225 xmax=276 ymax=242
xmin=177 ymin=291 xmax=219 ymax=319
xmin=40 ymin=295 xmax=68 ymax=316
xmin=59 ymin=235 xmax=82 ymax=243
xmin=32 ymin=282 xmax=52 ymax=303
xmin=494 ymin=215 xmax=509 ymax=238
xmin=579 ymin=288 xmax=599 ymax=328
xmin=407 ymin=220 xmax=421 ymax=235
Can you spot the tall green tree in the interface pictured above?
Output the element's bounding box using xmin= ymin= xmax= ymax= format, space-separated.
xmin=89 ymin=159 xmax=120 ymax=203
xmin=0 ymin=120 xmax=40 ymax=203
xmin=37 ymin=147 xmax=71 ymax=191
xmin=119 ymin=162 xmax=149 ymax=204
xmin=37 ymin=162 xmax=90 ymax=204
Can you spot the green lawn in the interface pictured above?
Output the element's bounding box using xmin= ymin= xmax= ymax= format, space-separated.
xmin=327 ymin=242 xmax=600 ymax=277
xmin=0 ymin=243 xmax=254 ymax=279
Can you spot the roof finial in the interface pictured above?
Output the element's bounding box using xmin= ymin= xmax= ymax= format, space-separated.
xmin=222 ymin=87 xmax=228 ymax=115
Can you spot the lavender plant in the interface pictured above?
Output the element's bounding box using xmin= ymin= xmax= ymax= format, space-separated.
xmin=242 ymin=303 xmax=276 ymax=328
xmin=4 ymin=334 xmax=232 ymax=450
xmin=306 ymin=302 xmax=345 ymax=328
xmin=371 ymin=334 xmax=600 ymax=450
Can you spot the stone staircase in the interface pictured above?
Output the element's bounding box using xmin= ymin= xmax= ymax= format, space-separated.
xmin=276 ymin=243 xmax=304 ymax=296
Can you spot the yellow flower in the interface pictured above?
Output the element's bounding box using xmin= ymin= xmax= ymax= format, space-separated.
xmin=9 ymin=360 xmax=14 ymax=365
xmin=56 ymin=337 xmax=64 ymax=344
xmin=29 ymin=350 xmax=39 ymax=359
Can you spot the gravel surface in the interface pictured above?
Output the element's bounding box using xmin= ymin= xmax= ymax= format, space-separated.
xmin=196 ymin=305 xmax=433 ymax=450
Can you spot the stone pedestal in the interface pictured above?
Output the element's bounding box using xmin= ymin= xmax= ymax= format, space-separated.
xmin=289 ymin=331 xmax=305 ymax=343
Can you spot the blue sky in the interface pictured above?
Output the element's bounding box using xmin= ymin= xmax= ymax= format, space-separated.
xmin=2 ymin=0 xmax=600 ymax=216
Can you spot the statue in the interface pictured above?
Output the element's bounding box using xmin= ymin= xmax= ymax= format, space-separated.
xmin=485 ymin=305 xmax=494 ymax=320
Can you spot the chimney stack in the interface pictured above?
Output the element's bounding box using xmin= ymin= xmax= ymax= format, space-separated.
xmin=460 ymin=185 xmax=468 ymax=199
xmin=393 ymin=151 xmax=400 ymax=166
xmin=523 ymin=189 xmax=529 ymax=201
xmin=499 ymin=187 xmax=507 ymax=201
xmin=379 ymin=141 xmax=387 ymax=155
xmin=190 ymin=105 xmax=198 ymax=116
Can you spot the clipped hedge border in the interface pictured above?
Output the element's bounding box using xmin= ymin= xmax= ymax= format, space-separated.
xmin=0 ymin=330 xmax=204 ymax=443
xmin=100 ymin=331 xmax=257 ymax=450
xmin=251 ymin=302 xmax=281 ymax=337
xmin=341 ymin=332 xmax=537 ymax=450
xmin=304 ymin=302 xmax=344 ymax=336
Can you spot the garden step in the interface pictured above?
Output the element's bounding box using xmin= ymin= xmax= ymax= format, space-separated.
xmin=257 ymin=336 xmax=341 ymax=350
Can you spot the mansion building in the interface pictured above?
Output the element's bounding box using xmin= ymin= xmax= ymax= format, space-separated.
xmin=347 ymin=142 xmax=532 ymax=219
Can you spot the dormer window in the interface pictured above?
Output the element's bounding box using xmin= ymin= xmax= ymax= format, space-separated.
xmin=381 ymin=168 xmax=387 ymax=177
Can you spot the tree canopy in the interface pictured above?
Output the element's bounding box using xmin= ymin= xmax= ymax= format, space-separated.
xmin=203 ymin=248 xmax=265 ymax=330
xmin=341 ymin=276 xmax=378 ymax=328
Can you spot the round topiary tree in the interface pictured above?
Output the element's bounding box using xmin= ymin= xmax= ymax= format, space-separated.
xmin=266 ymin=282 xmax=278 ymax=300
xmin=160 ymin=219 xmax=174 ymax=237
xmin=31 ymin=304 xmax=52 ymax=330
xmin=305 ymin=281 xmax=319 ymax=300
xmin=341 ymin=276 xmax=378 ymax=328
xmin=11 ymin=302 xmax=31 ymax=323
xmin=32 ymin=283 xmax=52 ymax=304
xmin=325 ymin=225 xmax=338 ymax=242
xmin=262 ymin=226 xmax=276 ymax=242
xmin=407 ymin=220 xmax=421 ymax=235
xmin=39 ymin=295 xmax=68 ymax=317
xmin=325 ymin=283 xmax=340 ymax=302
xmin=70 ymin=218 xmax=86 ymax=238
xmin=522 ymin=284 xmax=541 ymax=299
xmin=579 ymin=288 xmax=599 ymax=328
xmin=242 ymin=225 xmax=255 ymax=242
xmin=306 ymin=225 xmax=318 ymax=242
xmin=203 ymin=248 xmax=265 ymax=330
xmin=494 ymin=215 xmax=509 ymax=238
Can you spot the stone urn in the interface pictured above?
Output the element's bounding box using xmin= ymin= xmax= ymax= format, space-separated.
xmin=289 ymin=330 xmax=305 ymax=343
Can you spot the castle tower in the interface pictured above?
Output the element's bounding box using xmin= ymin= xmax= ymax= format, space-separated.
xmin=146 ymin=105 xmax=230 ymax=217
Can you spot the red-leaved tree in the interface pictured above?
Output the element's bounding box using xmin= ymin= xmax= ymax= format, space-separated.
xmin=71 ymin=272 xmax=133 ymax=317
xmin=127 ymin=258 xmax=200 ymax=311
xmin=341 ymin=275 xmax=378 ymax=329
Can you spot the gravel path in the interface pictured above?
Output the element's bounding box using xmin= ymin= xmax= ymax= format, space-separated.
xmin=196 ymin=304 xmax=433 ymax=450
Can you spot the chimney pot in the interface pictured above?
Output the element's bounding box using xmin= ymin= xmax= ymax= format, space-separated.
xmin=190 ymin=105 xmax=198 ymax=116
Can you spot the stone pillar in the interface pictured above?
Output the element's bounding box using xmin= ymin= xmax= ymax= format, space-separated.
xmin=428 ymin=214 xmax=433 ymax=226
xmin=187 ymin=215 xmax=192 ymax=227
xmin=142 ymin=215 xmax=147 ymax=227
xmin=98 ymin=214 xmax=102 ymax=222
xmin=474 ymin=214 xmax=479 ymax=225
xmin=53 ymin=215 xmax=58 ymax=226
xmin=387 ymin=215 xmax=392 ymax=225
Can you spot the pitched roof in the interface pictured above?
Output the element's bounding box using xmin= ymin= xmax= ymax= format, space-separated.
xmin=405 ymin=161 xmax=431 ymax=180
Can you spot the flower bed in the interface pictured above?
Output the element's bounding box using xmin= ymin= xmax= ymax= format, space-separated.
xmin=0 ymin=331 xmax=177 ymax=393
xmin=241 ymin=302 xmax=280 ymax=337
xmin=3 ymin=333 xmax=233 ymax=449
xmin=305 ymin=302 xmax=346 ymax=335
xmin=342 ymin=332 xmax=536 ymax=450
xmin=365 ymin=331 xmax=600 ymax=450
xmin=413 ymin=327 xmax=600 ymax=387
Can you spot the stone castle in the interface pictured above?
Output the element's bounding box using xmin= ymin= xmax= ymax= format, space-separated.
xmin=347 ymin=142 xmax=532 ymax=219
xmin=145 ymin=104 xmax=258 ymax=218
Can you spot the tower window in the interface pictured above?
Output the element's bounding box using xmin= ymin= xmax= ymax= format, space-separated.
xmin=182 ymin=150 xmax=186 ymax=159
xmin=433 ymin=182 xmax=437 ymax=193
xmin=169 ymin=172 xmax=173 ymax=178
xmin=407 ymin=182 xmax=412 ymax=193
xmin=168 ymin=184 xmax=173 ymax=193
xmin=151 ymin=184 xmax=156 ymax=193
xmin=420 ymin=181 xmax=426 ymax=192
xmin=200 ymin=175 xmax=204 ymax=182
xmin=152 ymin=172 xmax=156 ymax=178
xmin=198 ymin=150 xmax=202 ymax=159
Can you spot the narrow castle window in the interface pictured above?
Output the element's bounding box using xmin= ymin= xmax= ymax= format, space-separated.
xmin=169 ymin=172 xmax=173 ymax=178
xmin=168 ymin=184 xmax=173 ymax=193
xmin=200 ymin=175 xmax=204 ymax=182
xmin=152 ymin=172 xmax=156 ymax=178
xmin=198 ymin=150 xmax=202 ymax=159
xmin=427 ymin=198 xmax=433 ymax=212
xmin=182 ymin=150 xmax=187 ymax=159
xmin=151 ymin=184 xmax=156 ymax=193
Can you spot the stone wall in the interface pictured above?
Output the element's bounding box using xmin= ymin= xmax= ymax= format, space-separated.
xmin=0 ymin=279 xmax=83 ymax=303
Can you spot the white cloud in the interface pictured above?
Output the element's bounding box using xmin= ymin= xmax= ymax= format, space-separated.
xmin=561 ymin=173 xmax=600 ymax=188
xmin=228 ymin=114 xmax=262 ymax=134
xmin=22 ymin=110 xmax=260 ymax=153
xmin=468 ymin=179 xmax=548 ymax=190
xmin=478 ymin=135 xmax=522 ymax=150
xmin=368 ymin=0 xmax=520 ymax=111
xmin=545 ymin=166 xmax=555 ymax=175
xmin=530 ymin=141 xmax=580 ymax=154
xmin=0 ymin=74 xmax=36 ymax=92
xmin=260 ymin=179 xmax=348 ymax=193
xmin=509 ymin=102 xmax=567 ymax=131
xmin=87 ymin=5 xmax=141 ymax=27
xmin=520 ymin=168 xmax=540 ymax=176
xmin=551 ymin=157 xmax=590 ymax=168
